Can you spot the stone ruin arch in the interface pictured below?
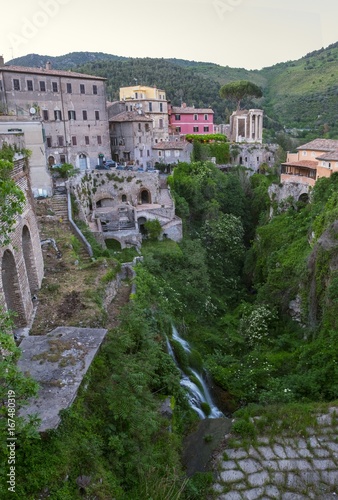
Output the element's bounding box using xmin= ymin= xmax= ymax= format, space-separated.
xmin=139 ymin=188 xmax=151 ymax=205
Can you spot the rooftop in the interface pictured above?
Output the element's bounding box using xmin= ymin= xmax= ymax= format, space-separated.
xmin=0 ymin=64 xmax=106 ymax=81
xmin=297 ymin=139 xmax=338 ymax=152
xmin=316 ymin=151 xmax=338 ymax=161
xmin=281 ymin=160 xmax=318 ymax=169
xmin=109 ymin=111 xmax=153 ymax=123
xmin=152 ymin=141 xmax=187 ymax=150
xmin=171 ymin=106 xmax=214 ymax=114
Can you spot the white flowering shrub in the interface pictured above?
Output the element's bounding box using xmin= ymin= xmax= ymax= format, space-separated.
xmin=239 ymin=304 xmax=276 ymax=346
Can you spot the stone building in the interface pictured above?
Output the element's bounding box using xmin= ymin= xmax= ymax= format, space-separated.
xmin=152 ymin=140 xmax=193 ymax=165
xmin=108 ymin=103 xmax=154 ymax=168
xmin=69 ymin=170 xmax=182 ymax=246
xmin=229 ymin=109 xmax=263 ymax=143
xmin=0 ymin=58 xmax=111 ymax=178
xmin=0 ymin=155 xmax=44 ymax=327
xmin=229 ymin=143 xmax=278 ymax=173
xmin=119 ymin=85 xmax=169 ymax=143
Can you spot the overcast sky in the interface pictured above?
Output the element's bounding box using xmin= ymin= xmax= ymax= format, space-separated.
xmin=1 ymin=0 xmax=337 ymax=70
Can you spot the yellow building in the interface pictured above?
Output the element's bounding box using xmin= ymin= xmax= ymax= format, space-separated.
xmin=281 ymin=139 xmax=338 ymax=186
xmin=119 ymin=85 xmax=166 ymax=101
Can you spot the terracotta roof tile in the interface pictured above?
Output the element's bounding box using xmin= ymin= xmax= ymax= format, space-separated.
xmin=282 ymin=160 xmax=318 ymax=168
xmin=297 ymin=139 xmax=338 ymax=152
xmin=152 ymin=141 xmax=187 ymax=150
xmin=171 ymin=106 xmax=214 ymax=114
xmin=316 ymin=151 xmax=338 ymax=161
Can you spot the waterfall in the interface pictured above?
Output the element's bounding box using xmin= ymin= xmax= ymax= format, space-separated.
xmin=167 ymin=326 xmax=223 ymax=419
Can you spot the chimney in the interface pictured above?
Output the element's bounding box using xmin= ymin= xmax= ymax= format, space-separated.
xmin=46 ymin=61 xmax=52 ymax=70
xmin=182 ymin=102 xmax=186 ymax=108
xmin=0 ymin=55 xmax=5 ymax=67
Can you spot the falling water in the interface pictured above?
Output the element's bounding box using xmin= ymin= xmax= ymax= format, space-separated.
xmin=167 ymin=326 xmax=223 ymax=419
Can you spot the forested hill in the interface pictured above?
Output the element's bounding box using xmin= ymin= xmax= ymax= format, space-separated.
xmin=7 ymin=42 xmax=338 ymax=135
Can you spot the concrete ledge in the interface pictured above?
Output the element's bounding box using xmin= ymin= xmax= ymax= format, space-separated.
xmin=18 ymin=326 xmax=107 ymax=432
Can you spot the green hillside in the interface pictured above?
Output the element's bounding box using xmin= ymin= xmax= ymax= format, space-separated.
xmin=7 ymin=42 xmax=338 ymax=136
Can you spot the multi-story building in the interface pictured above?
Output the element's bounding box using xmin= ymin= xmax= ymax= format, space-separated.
xmin=119 ymin=85 xmax=169 ymax=143
xmin=281 ymin=139 xmax=338 ymax=186
xmin=169 ymin=103 xmax=214 ymax=135
xmin=0 ymin=58 xmax=111 ymax=178
xmin=108 ymin=102 xmax=154 ymax=168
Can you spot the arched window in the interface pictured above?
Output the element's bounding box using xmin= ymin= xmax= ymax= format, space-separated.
xmin=122 ymin=194 xmax=127 ymax=202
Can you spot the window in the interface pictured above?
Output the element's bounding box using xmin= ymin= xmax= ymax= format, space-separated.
xmin=80 ymin=84 xmax=85 ymax=94
xmin=160 ymin=103 xmax=163 ymax=112
xmin=158 ymin=151 xmax=162 ymax=157
xmin=147 ymin=150 xmax=150 ymax=157
xmin=135 ymin=92 xmax=138 ymax=98
xmin=57 ymin=136 xmax=64 ymax=147
xmin=67 ymin=83 xmax=72 ymax=93
xmin=175 ymin=114 xmax=181 ymax=120
xmin=93 ymin=85 xmax=97 ymax=95
xmin=204 ymin=114 xmax=208 ymax=120
xmin=176 ymin=126 xmax=181 ymax=133
xmin=138 ymin=123 xmax=141 ymax=131
xmin=193 ymin=126 xmax=199 ymax=132
xmin=174 ymin=150 xmax=180 ymax=157
xmin=13 ymin=79 xmax=20 ymax=91
xmin=60 ymin=154 xmax=66 ymax=163
xmin=149 ymin=102 xmax=153 ymax=112
xmin=140 ymin=150 xmax=143 ymax=157
xmin=203 ymin=126 xmax=209 ymax=132
xmin=85 ymin=136 xmax=89 ymax=145
xmin=54 ymin=110 xmax=62 ymax=120
xmin=72 ymin=136 xmax=77 ymax=146
xmin=42 ymin=109 xmax=49 ymax=121
xmin=139 ymin=136 xmax=142 ymax=144
xmin=40 ymin=81 xmax=46 ymax=92
xmin=27 ymin=80 xmax=33 ymax=91
xmin=159 ymin=118 xmax=164 ymax=129
xmin=194 ymin=114 xmax=198 ymax=121
xmin=97 ymin=135 xmax=102 ymax=145
xmin=145 ymin=123 xmax=150 ymax=132
xmin=46 ymin=137 xmax=52 ymax=148
xmin=302 ymin=151 xmax=307 ymax=156
xmin=165 ymin=150 xmax=171 ymax=158
xmin=52 ymin=81 xmax=58 ymax=92
xmin=68 ymin=110 xmax=76 ymax=120
xmin=82 ymin=110 xmax=88 ymax=120
xmin=95 ymin=110 xmax=100 ymax=120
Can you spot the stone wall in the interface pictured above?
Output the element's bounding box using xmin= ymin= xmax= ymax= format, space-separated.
xmin=0 ymin=157 xmax=44 ymax=327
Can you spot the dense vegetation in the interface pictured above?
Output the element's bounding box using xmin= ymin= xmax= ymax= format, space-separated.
xmin=9 ymin=41 xmax=338 ymax=136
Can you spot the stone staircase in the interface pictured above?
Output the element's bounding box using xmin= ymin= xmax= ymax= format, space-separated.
xmin=51 ymin=193 xmax=68 ymax=221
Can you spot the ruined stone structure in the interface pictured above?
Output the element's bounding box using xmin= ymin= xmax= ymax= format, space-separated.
xmin=229 ymin=109 xmax=263 ymax=143
xmin=0 ymin=156 xmax=44 ymax=327
xmin=69 ymin=170 xmax=182 ymax=247
xmin=229 ymin=143 xmax=278 ymax=173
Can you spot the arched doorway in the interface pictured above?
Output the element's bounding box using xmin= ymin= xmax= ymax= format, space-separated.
xmin=22 ymin=226 xmax=39 ymax=293
xmin=78 ymin=153 xmax=88 ymax=170
xmin=298 ymin=193 xmax=309 ymax=204
xmin=48 ymin=155 xmax=55 ymax=166
xmin=139 ymin=189 xmax=151 ymax=204
xmin=137 ymin=216 xmax=147 ymax=235
xmin=1 ymin=250 xmax=25 ymax=326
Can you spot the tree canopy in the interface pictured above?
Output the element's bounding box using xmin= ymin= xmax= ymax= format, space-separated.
xmin=219 ymin=80 xmax=263 ymax=110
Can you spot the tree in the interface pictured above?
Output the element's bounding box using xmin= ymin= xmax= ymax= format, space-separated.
xmin=219 ymin=80 xmax=263 ymax=110
xmin=144 ymin=219 xmax=162 ymax=240
xmin=0 ymin=148 xmax=25 ymax=246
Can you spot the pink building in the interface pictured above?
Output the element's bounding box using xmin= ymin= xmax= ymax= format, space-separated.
xmin=169 ymin=103 xmax=214 ymax=135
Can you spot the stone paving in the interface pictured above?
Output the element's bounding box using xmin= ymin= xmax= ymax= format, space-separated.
xmin=213 ymin=406 xmax=338 ymax=499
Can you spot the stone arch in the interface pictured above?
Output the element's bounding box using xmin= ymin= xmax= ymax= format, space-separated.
xmin=122 ymin=194 xmax=127 ymax=203
xmin=137 ymin=216 xmax=147 ymax=234
xmin=48 ymin=155 xmax=55 ymax=166
xmin=139 ymin=188 xmax=151 ymax=205
xmin=1 ymin=250 xmax=26 ymax=327
xmin=22 ymin=225 xmax=39 ymax=294
xmin=298 ymin=193 xmax=309 ymax=204
xmin=105 ymin=238 xmax=122 ymax=251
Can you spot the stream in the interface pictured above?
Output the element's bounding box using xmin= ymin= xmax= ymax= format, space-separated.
xmin=167 ymin=326 xmax=224 ymax=419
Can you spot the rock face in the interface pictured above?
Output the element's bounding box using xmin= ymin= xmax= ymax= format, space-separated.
xmin=213 ymin=407 xmax=338 ymax=499
xmin=18 ymin=326 xmax=107 ymax=432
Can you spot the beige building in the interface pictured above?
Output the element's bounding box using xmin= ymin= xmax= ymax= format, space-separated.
xmin=282 ymin=138 xmax=338 ymax=186
xmin=0 ymin=58 xmax=111 ymax=182
xmin=119 ymin=85 xmax=169 ymax=143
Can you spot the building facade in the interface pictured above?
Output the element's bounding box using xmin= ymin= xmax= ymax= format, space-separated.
xmin=119 ymin=85 xmax=169 ymax=143
xmin=281 ymin=139 xmax=338 ymax=186
xmin=169 ymin=104 xmax=214 ymax=135
xmin=0 ymin=59 xmax=111 ymax=175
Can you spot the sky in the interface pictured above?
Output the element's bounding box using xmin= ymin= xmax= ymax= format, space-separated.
xmin=1 ymin=0 xmax=338 ymax=70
